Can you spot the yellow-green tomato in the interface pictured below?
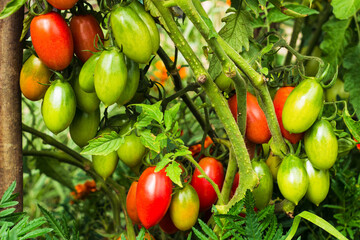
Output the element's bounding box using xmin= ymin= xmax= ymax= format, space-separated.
xmin=304 ymin=159 xmax=330 ymax=206
xmin=169 ymin=184 xmax=200 ymax=231
xmin=92 ymin=129 xmax=119 ymax=180
xmin=325 ymin=79 xmax=350 ymax=102
xmin=117 ymin=58 xmax=140 ymax=107
xmin=252 ymin=160 xmax=273 ymax=209
xmin=277 ymin=154 xmax=309 ymax=205
xmin=42 ymin=80 xmax=76 ymax=134
xmin=214 ymin=72 xmax=233 ymax=92
xmin=70 ymin=108 xmax=100 ymax=147
xmin=117 ymin=132 xmax=146 ymax=168
xmin=73 ymin=74 xmax=100 ymax=113
xmin=304 ymin=119 xmax=338 ymax=170
xmin=79 ymin=53 xmax=100 ymax=93
xmin=265 ymin=152 xmax=282 ymax=181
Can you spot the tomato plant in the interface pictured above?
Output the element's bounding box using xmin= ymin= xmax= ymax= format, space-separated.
xmin=117 ymin=131 xmax=146 ymax=169
xmin=46 ymin=0 xmax=78 ymax=10
xmin=30 ymin=12 xmax=73 ymax=70
xmin=251 ymin=160 xmax=273 ymax=210
xmin=191 ymin=157 xmax=224 ymax=211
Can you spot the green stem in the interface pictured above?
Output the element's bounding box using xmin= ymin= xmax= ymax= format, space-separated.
xmin=269 ymin=0 xmax=307 ymax=18
xmin=284 ymin=18 xmax=304 ymax=67
xmin=161 ymin=83 xmax=200 ymax=110
xmin=152 ymin=0 xmax=258 ymax=213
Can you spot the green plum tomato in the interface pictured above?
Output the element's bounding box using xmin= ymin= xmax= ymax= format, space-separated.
xmin=252 ymin=160 xmax=273 ymax=209
xmin=282 ymin=78 xmax=324 ymax=133
xmin=117 ymin=58 xmax=140 ymax=107
xmin=94 ymin=48 xmax=127 ymax=107
xmin=69 ymin=108 xmax=100 ymax=147
xmin=169 ymin=184 xmax=200 ymax=231
xmin=79 ymin=53 xmax=100 ymax=93
xmin=41 ymin=80 xmax=76 ymax=134
xmin=277 ymin=154 xmax=309 ymax=205
xmin=325 ymin=79 xmax=350 ymax=102
xmin=304 ymin=119 xmax=338 ymax=170
xmin=73 ymin=74 xmax=100 ymax=113
xmin=304 ymin=159 xmax=330 ymax=206
xmin=265 ymin=152 xmax=282 ymax=181
xmin=117 ymin=131 xmax=146 ymax=169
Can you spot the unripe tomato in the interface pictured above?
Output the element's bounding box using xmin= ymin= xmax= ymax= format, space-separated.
xmin=72 ymin=74 xmax=100 ymax=113
xmin=110 ymin=5 xmax=153 ymax=64
xmin=282 ymin=78 xmax=324 ymax=133
xmin=252 ymin=160 xmax=273 ymax=210
xmin=41 ymin=80 xmax=76 ymax=134
xmin=191 ymin=157 xmax=224 ymax=211
xmin=46 ymin=0 xmax=78 ymax=10
xmin=265 ymin=151 xmax=282 ymax=181
xmin=169 ymin=184 xmax=200 ymax=231
xmin=94 ymin=48 xmax=127 ymax=107
xmin=136 ymin=167 xmax=172 ymax=229
xmin=325 ymin=79 xmax=350 ymax=102
xmin=79 ymin=53 xmax=100 ymax=93
xmin=304 ymin=119 xmax=338 ymax=170
xmin=304 ymin=159 xmax=330 ymax=206
xmin=20 ymin=55 xmax=51 ymax=101
xmin=228 ymin=93 xmax=271 ymax=144
xmin=128 ymin=0 xmax=160 ymax=55
xmin=92 ymin=129 xmax=119 ymax=180
xmin=69 ymin=108 xmax=100 ymax=147
xmin=305 ymin=46 xmax=321 ymax=77
xmin=117 ymin=59 xmax=140 ymax=107
xmin=70 ymin=14 xmax=104 ymax=63
xmin=159 ymin=211 xmax=178 ymax=234
xmin=30 ymin=12 xmax=73 ymax=70
xmin=126 ymin=181 xmax=141 ymax=224
xmin=277 ymin=154 xmax=309 ymax=205
xmin=117 ymin=132 xmax=146 ymax=169
xmin=273 ymin=87 xmax=304 ymax=144
xmin=214 ymin=72 xmax=233 ymax=92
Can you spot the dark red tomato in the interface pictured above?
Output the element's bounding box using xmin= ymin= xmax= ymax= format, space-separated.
xmin=273 ymin=87 xmax=304 ymax=144
xmin=159 ymin=210 xmax=178 ymax=235
xmin=230 ymin=172 xmax=239 ymax=198
xmin=228 ymin=93 xmax=271 ymax=144
xmin=136 ymin=167 xmax=172 ymax=229
xmin=30 ymin=12 xmax=73 ymax=70
xmin=126 ymin=181 xmax=140 ymax=225
xmin=191 ymin=157 xmax=224 ymax=211
xmin=70 ymin=15 xmax=104 ymax=63
xmin=46 ymin=0 xmax=78 ymax=10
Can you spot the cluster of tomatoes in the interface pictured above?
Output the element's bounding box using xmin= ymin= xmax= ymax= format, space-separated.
xmin=227 ymin=75 xmax=341 ymax=207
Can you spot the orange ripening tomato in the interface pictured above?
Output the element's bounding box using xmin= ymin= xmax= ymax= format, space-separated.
xmin=70 ymin=14 xmax=104 ymax=63
xmin=126 ymin=181 xmax=141 ymax=224
xmin=20 ymin=55 xmax=51 ymax=101
xmin=273 ymin=87 xmax=304 ymax=144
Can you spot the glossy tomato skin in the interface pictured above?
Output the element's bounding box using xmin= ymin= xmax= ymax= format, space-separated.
xmin=126 ymin=181 xmax=141 ymax=224
xmin=110 ymin=5 xmax=153 ymax=64
xmin=265 ymin=151 xmax=282 ymax=181
xmin=304 ymin=159 xmax=330 ymax=206
xmin=282 ymin=78 xmax=324 ymax=133
xmin=79 ymin=53 xmax=100 ymax=93
xmin=94 ymin=48 xmax=127 ymax=107
xmin=46 ymin=0 xmax=78 ymax=10
xmin=325 ymin=79 xmax=350 ymax=102
xmin=215 ymin=72 xmax=233 ymax=92
xmin=117 ymin=59 xmax=140 ymax=107
xmin=41 ymin=80 xmax=76 ymax=134
xmin=191 ymin=157 xmax=224 ymax=211
xmin=273 ymin=87 xmax=304 ymax=144
xmin=20 ymin=55 xmax=51 ymax=101
xmin=136 ymin=167 xmax=172 ymax=229
xmin=72 ymin=74 xmax=100 ymax=113
xmin=304 ymin=119 xmax=338 ymax=170
xmin=70 ymin=14 xmax=104 ymax=63
xmin=277 ymin=154 xmax=309 ymax=205
xmin=169 ymin=184 xmax=200 ymax=231
xmin=252 ymin=160 xmax=273 ymax=210
xmin=228 ymin=93 xmax=271 ymax=144
xmin=117 ymin=131 xmax=146 ymax=169
xmin=69 ymin=108 xmax=100 ymax=147
xmin=30 ymin=12 xmax=73 ymax=70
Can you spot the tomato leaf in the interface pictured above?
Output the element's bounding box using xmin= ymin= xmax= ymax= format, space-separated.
xmin=243 ymin=0 xmax=261 ymax=17
xmin=139 ymin=129 xmax=161 ymax=153
xmin=165 ymin=161 xmax=183 ymax=188
xmin=331 ymin=0 xmax=360 ymax=20
xmin=134 ymin=102 xmax=163 ymax=124
xmin=81 ymin=131 xmax=124 ymax=156
xmin=343 ymin=106 xmax=360 ymax=142
xmin=267 ymin=4 xmax=318 ymax=23
xmin=156 ymin=132 xmax=168 ymax=149
xmin=0 ymin=0 xmax=26 ymax=19
xmin=164 ymin=103 xmax=180 ymax=131
xmin=155 ymin=154 xmax=172 ymax=172
xmin=136 ymin=114 xmax=153 ymax=129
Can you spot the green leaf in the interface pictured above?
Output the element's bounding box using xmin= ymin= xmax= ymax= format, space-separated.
xmin=164 ymin=103 xmax=180 ymax=131
xmin=331 ymin=0 xmax=360 ymax=20
xmin=144 ymin=0 xmax=170 ymax=32
xmin=81 ymin=131 xmax=123 ymax=156
xmin=155 ymin=132 xmax=168 ymax=149
xmin=0 ymin=201 xmax=18 ymax=209
xmin=0 ymin=208 xmax=16 ymax=218
xmin=192 ymin=226 xmax=208 ymax=240
xmin=134 ymin=102 xmax=163 ymax=124
xmin=155 ymin=155 xmax=172 ymax=172
xmin=173 ymin=148 xmax=192 ymax=158
xmin=201 ymin=16 xmax=218 ymax=39
xmin=38 ymin=205 xmax=70 ymax=240
xmin=9 ymin=215 xmax=28 ymax=235
xmin=136 ymin=114 xmax=153 ymax=129
xmin=136 ymin=227 xmax=145 ymax=240
xmin=0 ymin=181 xmax=16 ymax=204
xmin=285 ymin=211 xmax=348 ymax=240
xmin=17 ymin=217 xmax=47 ymax=236
xmin=165 ymin=162 xmax=183 ymax=187
xmin=140 ymin=129 xmax=161 ymax=153
xmin=244 ymin=0 xmax=260 ymax=17
xmin=343 ymin=44 xmax=360 ymax=118
xmin=20 ymin=228 xmax=53 ymax=240
xmin=0 ymin=0 xmax=27 ymax=19
xmin=36 ymin=158 xmax=74 ymax=190
xmin=267 ymin=4 xmax=318 ymax=23
xmin=343 ymin=107 xmax=360 ymax=142
xmin=198 ymin=218 xmax=218 ymax=240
